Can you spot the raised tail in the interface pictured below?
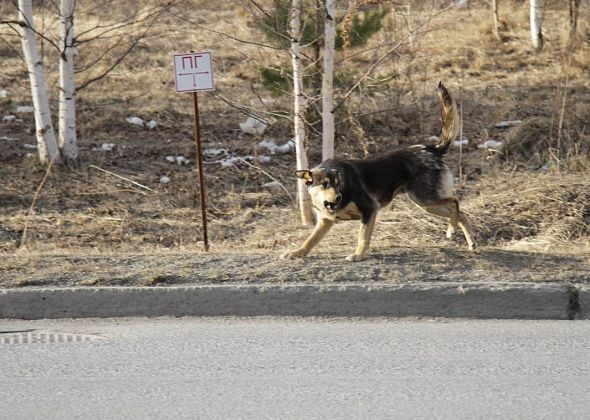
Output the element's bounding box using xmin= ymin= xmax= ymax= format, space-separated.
xmin=434 ymin=81 xmax=460 ymax=155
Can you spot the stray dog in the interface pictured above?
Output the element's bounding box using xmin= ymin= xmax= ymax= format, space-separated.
xmin=281 ymin=82 xmax=476 ymax=262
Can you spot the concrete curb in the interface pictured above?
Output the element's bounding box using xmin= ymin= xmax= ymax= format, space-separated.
xmin=0 ymin=282 xmax=578 ymax=320
xmin=579 ymin=285 xmax=590 ymax=320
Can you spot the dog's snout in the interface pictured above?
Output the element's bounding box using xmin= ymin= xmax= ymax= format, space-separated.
xmin=324 ymin=200 xmax=337 ymax=212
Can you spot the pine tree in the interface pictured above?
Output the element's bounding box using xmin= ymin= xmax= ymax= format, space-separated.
xmin=255 ymin=1 xmax=388 ymax=96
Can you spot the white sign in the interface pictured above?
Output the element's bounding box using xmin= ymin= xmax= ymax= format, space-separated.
xmin=173 ymin=51 xmax=215 ymax=93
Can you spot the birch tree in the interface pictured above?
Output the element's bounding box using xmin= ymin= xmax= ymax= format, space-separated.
xmin=567 ymin=0 xmax=581 ymax=51
xmin=290 ymin=0 xmax=314 ymax=225
xmin=2 ymin=2 xmax=173 ymax=164
xmin=529 ymin=0 xmax=543 ymax=52
xmin=321 ymin=0 xmax=336 ymax=162
xmin=18 ymin=0 xmax=61 ymax=164
xmin=58 ymin=0 xmax=77 ymax=160
xmin=490 ymin=0 xmax=501 ymax=41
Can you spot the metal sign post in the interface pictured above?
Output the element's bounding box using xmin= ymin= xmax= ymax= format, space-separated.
xmin=173 ymin=51 xmax=215 ymax=251
xmin=192 ymin=91 xmax=208 ymax=251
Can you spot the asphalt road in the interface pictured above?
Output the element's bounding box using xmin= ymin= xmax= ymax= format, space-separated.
xmin=1 ymin=317 xmax=589 ymax=419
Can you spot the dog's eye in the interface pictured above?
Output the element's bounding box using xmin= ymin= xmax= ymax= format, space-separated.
xmin=322 ymin=181 xmax=329 ymax=189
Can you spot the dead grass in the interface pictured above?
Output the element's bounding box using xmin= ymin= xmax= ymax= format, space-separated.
xmin=503 ymin=117 xmax=589 ymax=168
xmin=0 ymin=0 xmax=589 ymax=272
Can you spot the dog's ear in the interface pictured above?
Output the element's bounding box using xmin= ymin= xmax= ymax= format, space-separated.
xmin=333 ymin=169 xmax=344 ymax=188
xmin=295 ymin=170 xmax=313 ymax=185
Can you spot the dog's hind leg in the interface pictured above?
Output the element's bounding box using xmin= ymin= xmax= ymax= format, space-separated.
xmin=280 ymin=218 xmax=335 ymax=259
xmin=457 ymin=211 xmax=477 ymax=251
xmin=413 ymin=197 xmax=477 ymax=251
xmin=346 ymin=212 xmax=377 ymax=262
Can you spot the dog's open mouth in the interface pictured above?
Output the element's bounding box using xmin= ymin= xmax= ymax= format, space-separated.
xmin=324 ymin=201 xmax=338 ymax=213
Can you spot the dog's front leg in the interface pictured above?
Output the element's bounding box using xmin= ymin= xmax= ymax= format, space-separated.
xmin=346 ymin=212 xmax=377 ymax=262
xmin=280 ymin=218 xmax=335 ymax=259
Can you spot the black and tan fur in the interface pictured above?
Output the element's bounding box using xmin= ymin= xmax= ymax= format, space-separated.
xmin=281 ymin=82 xmax=476 ymax=262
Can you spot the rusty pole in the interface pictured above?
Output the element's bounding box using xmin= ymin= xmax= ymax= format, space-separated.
xmin=192 ymin=91 xmax=209 ymax=251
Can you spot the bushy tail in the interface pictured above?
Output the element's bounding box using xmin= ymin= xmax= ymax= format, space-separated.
xmin=434 ymin=81 xmax=460 ymax=155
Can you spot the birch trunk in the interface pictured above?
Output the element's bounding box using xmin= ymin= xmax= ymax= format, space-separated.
xmin=18 ymin=0 xmax=60 ymax=164
xmin=529 ymin=0 xmax=543 ymax=52
xmin=290 ymin=0 xmax=314 ymax=225
xmin=491 ymin=0 xmax=501 ymax=41
xmin=321 ymin=0 xmax=336 ymax=162
xmin=567 ymin=0 xmax=580 ymax=51
xmin=58 ymin=0 xmax=77 ymax=160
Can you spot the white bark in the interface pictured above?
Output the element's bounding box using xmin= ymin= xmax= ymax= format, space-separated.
xmin=58 ymin=0 xmax=77 ymax=160
xmin=290 ymin=0 xmax=314 ymax=225
xmin=567 ymin=0 xmax=580 ymax=50
xmin=491 ymin=0 xmax=501 ymax=41
xmin=18 ymin=0 xmax=60 ymax=163
xmin=321 ymin=0 xmax=336 ymax=162
xmin=529 ymin=0 xmax=543 ymax=52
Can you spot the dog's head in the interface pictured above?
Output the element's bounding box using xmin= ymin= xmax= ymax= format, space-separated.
xmin=296 ymin=168 xmax=343 ymax=214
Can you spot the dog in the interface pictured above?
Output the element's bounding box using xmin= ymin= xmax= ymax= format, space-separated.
xmin=281 ymin=82 xmax=477 ymax=262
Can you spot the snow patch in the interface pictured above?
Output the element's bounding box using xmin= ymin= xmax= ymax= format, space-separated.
xmin=495 ymin=120 xmax=522 ymax=128
xmin=203 ymin=148 xmax=229 ymax=157
xmin=258 ymin=139 xmax=277 ymax=151
xmin=478 ymin=140 xmax=504 ymax=150
xmin=262 ymin=181 xmax=282 ymax=189
xmin=240 ymin=117 xmax=267 ymax=135
xmin=126 ymin=116 xmax=144 ymax=126
xmin=258 ymin=139 xmax=294 ymax=154
xmin=2 ymin=115 xmax=16 ymax=122
xmin=16 ymin=105 xmax=34 ymax=113
xmin=218 ymin=155 xmax=255 ymax=168
xmin=165 ymin=155 xmax=190 ymax=165
xmin=220 ymin=157 xmax=241 ymax=168
xmin=146 ymin=120 xmax=158 ymax=129
xmin=176 ymin=156 xmax=189 ymax=165
xmin=159 ymin=175 xmax=171 ymax=184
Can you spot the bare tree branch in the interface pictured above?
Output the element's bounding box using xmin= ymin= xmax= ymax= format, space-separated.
xmin=168 ymin=10 xmax=287 ymax=51
xmin=74 ymin=2 xmax=176 ymax=43
xmin=213 ymin=92 xmax=291 ymax=122
xmin=1 ymin=1 xmax=62 ymax=52
xmin=332 ymin=3 xmax=454 ymax=114
xmin=76 ymin=26 xmax=152 ymax=91
xmin=75 ymin=2 xmax=177 ymax=90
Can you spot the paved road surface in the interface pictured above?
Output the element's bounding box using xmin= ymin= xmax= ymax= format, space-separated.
xmin=1 ymin=317 xmax=589 ymax=419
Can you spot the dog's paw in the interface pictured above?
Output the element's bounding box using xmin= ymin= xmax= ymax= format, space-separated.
xmin=468 ymin=241 xmax=478 ymax=252
xmin=345 ymin=253 xmax=366 ymax=262
xmin=280 ymin=249 xmax=307 ymax=259
xmin=446 ymin=225 xmax=456 ymax=239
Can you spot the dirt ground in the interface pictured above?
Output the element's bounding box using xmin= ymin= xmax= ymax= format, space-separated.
xmin=0 ymin=1 xmax=589 ymax=288
xmin=1 ymin=245 xmax=589 ymax=288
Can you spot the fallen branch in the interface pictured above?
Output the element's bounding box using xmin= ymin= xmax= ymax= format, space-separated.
xmin=20 ymin=158 xmax=55 ymax=248
xmin=88 ymin=164 xmax=155 ymax=192
xmin=235 ymin=157 xmax=295 ymax=205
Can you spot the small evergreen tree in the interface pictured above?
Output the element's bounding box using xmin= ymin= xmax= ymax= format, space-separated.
xmin=335 ymin=8 xmax=388 ymax=49
xmin=254 ymin=2 xmax=389 ymax=97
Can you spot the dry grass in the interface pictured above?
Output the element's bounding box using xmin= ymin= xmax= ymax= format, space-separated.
xmin=503 ymin=117 xmax=589 ymax=167
xmin=0 ymin=0 xmax=589 ymax=274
